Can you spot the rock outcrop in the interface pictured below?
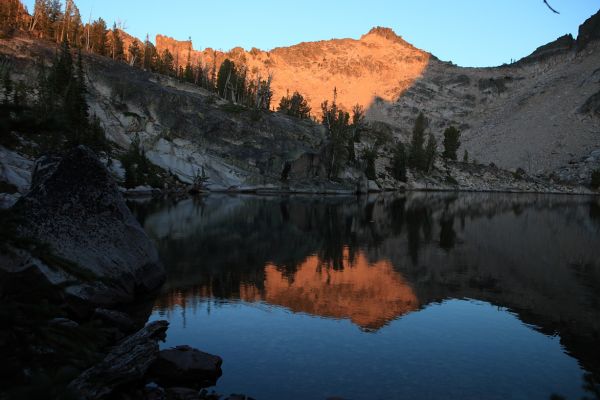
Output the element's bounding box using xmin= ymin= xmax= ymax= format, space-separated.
xmin=577 ymin=9 xmax=600 ymax=50
xmin=150 ymin=345 xmax=223 ymax=387
xmin=68 ymin=320 xmax=169 ymax=400
xmin=146 ymin=12 xmax=600 ymax=182
xmin=1 ymin=146 xmax=165 ymax=312
xmin=0 ymin=145 xmax=33 ymax=208
xmin=146 ymin=11 xmax=600 ymax=180
xmin=154 ymin=27 xmax=431 ymax=114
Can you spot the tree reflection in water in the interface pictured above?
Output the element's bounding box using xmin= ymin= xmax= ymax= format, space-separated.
xmin=129 ymin=192 xmax=600 ymax=388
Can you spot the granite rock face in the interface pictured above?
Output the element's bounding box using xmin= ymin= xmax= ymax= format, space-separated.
xmin=366 ymin=11 xmax=600 ymax=179
xmin=3 ymin=146 xmax=165 ymax=311
xmin=0 ymin=146 xmax=33 ymax=208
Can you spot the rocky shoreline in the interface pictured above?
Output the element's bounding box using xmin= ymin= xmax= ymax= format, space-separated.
xmin=0 ymin=146 xmax=598 ymax=400
xmin=0 ymin=147 xmax=249 ymax=400
xmin=3 ymin=143 xmax=593 ymax=213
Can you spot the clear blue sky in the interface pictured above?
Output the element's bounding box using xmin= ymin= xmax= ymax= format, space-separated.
xmin=22 ymin=0 xmax=599 ymax=67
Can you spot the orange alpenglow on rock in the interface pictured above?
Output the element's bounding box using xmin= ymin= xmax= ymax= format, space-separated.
xmin=241 ymin=249 xmax=420 ymax=331
xmin=154 ymin=27 xmax=431 ymax=113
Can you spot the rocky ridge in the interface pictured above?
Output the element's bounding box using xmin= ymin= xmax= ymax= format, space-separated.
xmin=155 ymin=26 xmax=431 ymax=115
xmin=367 ymin=10 xmax=600 ymax=177
xmin=149 ymin=12 xmax=600 ymax=183
xmin=1 ymin=12 xmax=599 ymax=196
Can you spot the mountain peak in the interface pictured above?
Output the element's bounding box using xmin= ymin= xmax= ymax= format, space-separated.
xmin=362 ymin=26 xmax=405 ymax=43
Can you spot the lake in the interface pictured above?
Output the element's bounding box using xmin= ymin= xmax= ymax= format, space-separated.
xmin=130 ymin=192 xmax=600 ymax=400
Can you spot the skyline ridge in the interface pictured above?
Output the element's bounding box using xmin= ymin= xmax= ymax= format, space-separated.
xmin=20 ymin=0 xmax=600 ymax=67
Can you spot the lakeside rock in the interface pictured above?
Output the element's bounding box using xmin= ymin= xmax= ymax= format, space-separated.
xmin=68 ymin=320 xmax=169 ymax=400
xmin=0 ymin=146 xmax=165 ymax=314
xmin=0 ymin=145 xmax=33 ymax=208
xmin=149 ymin=345 xmax=223 ymax=388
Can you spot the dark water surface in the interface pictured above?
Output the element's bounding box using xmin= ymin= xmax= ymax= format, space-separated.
xmin=131 ymin=192 xmax=600 ymax=400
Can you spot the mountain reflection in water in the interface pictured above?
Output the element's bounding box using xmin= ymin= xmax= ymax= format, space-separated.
xmin=130 ymin=192 xmax=600 ymax=400
xmin=249 ymin=251 xmax=418 ymax=331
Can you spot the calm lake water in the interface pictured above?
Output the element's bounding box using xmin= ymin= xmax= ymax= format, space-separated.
xmin=130 ymin=192 xmax=600 ymax=400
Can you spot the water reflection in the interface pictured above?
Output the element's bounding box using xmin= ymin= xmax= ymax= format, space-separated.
xmin=245 ymin=250 xmax=418 ymax=331
xmin=130 ymin=192 xmax=600 ymax=399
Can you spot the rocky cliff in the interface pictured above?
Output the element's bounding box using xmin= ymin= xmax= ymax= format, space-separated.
xmin=1 ymin=11 xmax=599 ymax=193
xmin=155 ymin=27 xmax=431 ymax=114
xmin=367 ymin=11 xmax=600 ymax=178
xmin=151 ymin=12 xmax=600 ymax=181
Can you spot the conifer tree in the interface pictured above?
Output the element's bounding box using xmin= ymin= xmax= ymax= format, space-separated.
xmin=71 ymin=49 xmax=89 ymax=127
xmin=442 ymin=126 xmax=461 ymax=160
xmin=216 ymin=59 xmax=235 ymax=99
xmin=362 ymin=146 xmax=377 ymax=180
xmin=142 ymin=34 xmax=157 ymax=71
xmin=110 ymin=23 xmax=124 ymax=61
xmin=209 ymin=51 xmax=217 ymax=91
xmin=89 ymin=18 xmax=107 ymax=55
xmin=128 ymin=41 xmax=142 ymax=68
xmin=349 ymin=104 xmax=365 ymax=161
xmin=278 ymin=90 xmax=311 ymax=119
xmin=392 ymin=141 xmax=407 ymax=182
xmin=408 ymin=112 xmax=427 ymax=171
xmin=183 ymin=62 xmax=194 ymax=82
xmin=321 ymin=88 xmax=351 ymax=179
xmin=0 ymin=0 xmax=23 ymax=36
xmin=51 ymin=37 xmax=73 ymax=98
xmin=425 ymin=133 xmax=437 ymax=172
xmin=48 ymin=0 xmax=62 ymax=42
xmin=183 ymin=40 xmax=194 ymax=82
xmin=29 ymin=0 xmax=50 ymax=38
xmin=159 ymin=49 xmax=174 ymax=75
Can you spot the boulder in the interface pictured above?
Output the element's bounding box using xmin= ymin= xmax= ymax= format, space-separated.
xmin=68 ymin=320 xmax=169 ymax=400
xmin=0 ymin=146 xmax=34 ymax=208
xmin=0 ymin=146 xmax=33 ymax=193
xmin=150 ymin=345 xmax=223 ymax=387
xmin=2 ymin=146 xmax=165 ymax=312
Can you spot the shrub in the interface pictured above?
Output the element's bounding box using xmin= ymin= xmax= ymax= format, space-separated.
xmin=362 ymin=147 xmax=377 ymax=180
xmin=408 ymin=113 xmax=427 ymax=171
xmin=120 ymin=136 xmax=163 ymax=188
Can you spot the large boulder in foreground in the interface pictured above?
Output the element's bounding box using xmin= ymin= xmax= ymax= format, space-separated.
xmin=1 ymin=146 xmax=165 ymax=311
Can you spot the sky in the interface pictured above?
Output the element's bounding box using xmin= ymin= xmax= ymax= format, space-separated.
xmin=21 ymin=0 xmax=600 ymax=67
